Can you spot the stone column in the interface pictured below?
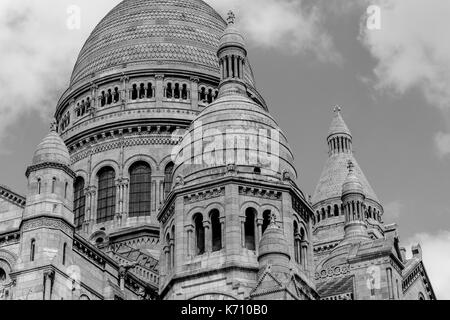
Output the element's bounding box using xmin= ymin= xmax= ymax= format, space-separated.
xmin=256 ymin=218 xmax=263 ymax=243
xmin=170 ymin=239 xmax=175 ymax=269
xmin=185 ymin=225 xmax=194 ymax=258
xmin=120 ymin=76 xmax=129 ymax=109
xmin=156 ymin=75 xmax=164 ymax=108
xmin=190 ymin=77 xmax=199 ymax=109
xmin=43 ymin=270 xmax=55 ymax=301
xmin=203 ymin=220 xmax=211 ymax=253
xmin=220 ymin=217 xmax=226 ymax=250
xmin=240 ymin=217 xmax=246 ymax=248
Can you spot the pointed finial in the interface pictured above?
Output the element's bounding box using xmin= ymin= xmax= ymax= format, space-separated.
xmin=270 ymin=212 xmax=277 ymax=226
xmin=333 ymin=105 xmax=342 ymax=114
xmin=50 ymin=119 xmax=58 ymax=132
xmin=347 ymin=160 xmax=354 ymax=173
xmin=227 ymin=10 xmax=235 ymax=25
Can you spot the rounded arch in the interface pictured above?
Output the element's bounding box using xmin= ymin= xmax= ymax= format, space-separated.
xmin=90 ymin=160 xmax=120 ymax=185
xmin=259 ymin=204 xmax=280 ymax=220
xmin=123 ymin=155 xmax=157 ymax=178
xmin=74 ymin=170 xmax=88 ymax=182
xmin=240 ymin=201 xmax=261 ymax=218
xmin=186 ymin=206 xmax=208 ymax=223
xmin=205 ymin=202 xmax=225 ymax=219
xmin=188 ymin=291 xmax=238 ymax=301
xmin=0 ymin=250 xmax=17 ymax=270
xmin=159 ymin=155 xmax=177 ymax=172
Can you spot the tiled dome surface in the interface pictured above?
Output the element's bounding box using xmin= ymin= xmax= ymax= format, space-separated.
xmin=311 ymin=153 xmax=379 ymax=205
xmin=70 ymin=0 xmax=255 ymax=87
xmin=32 ymin=131 xmax=70 ymax=166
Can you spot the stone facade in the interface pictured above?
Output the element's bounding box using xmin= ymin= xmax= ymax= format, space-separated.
xmin=0 ymin=0 xmax=436 ymax=300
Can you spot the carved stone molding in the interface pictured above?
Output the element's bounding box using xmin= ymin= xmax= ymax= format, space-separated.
xmin=238 ymin=186 xmax=281 ymax=201
xmin=184 ymin=187 xmax=225 ymax=204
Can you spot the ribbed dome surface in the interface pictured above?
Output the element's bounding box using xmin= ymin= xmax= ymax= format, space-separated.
xmin=70 ymin=0 xmax=256 ymax=87
xmin=32 ymin=131 xmax=70 ymax=166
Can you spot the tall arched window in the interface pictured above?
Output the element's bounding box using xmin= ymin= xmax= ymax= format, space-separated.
xmin=166 ymin=233 xmax=171 ymax=270
xmin=52 ymin=177 xmax=57 ymax=194
xmin=37 ymin=178 xmax=41 ymax=195
xmin=62 ymin=243 xmax=67 ymax=265
xmin=129 ymin=162 xmax=152 ymax=218
xmin=30 ymin=239 xmax=36 ymax=262
xmin=194 ymin=213 xmax=205 ymax=255
xmin=245 ymin=208 xmax=256 ymax=251
xmin=294 ymin=221 xmax=301 ymax=264
xmin=164 ymin=162 xmax=174 ymax=199
xmin=262 ymin=210 xmax=271 ymax=235
xmin=210 ymin=210 xmax=222 ymax=252
xmin=97 ymin=167 xmax=116 ymax=223
xmin=334 ymin=204 xmax=339 ymax=217
xmin=73 ymin=177 xmax=86 ymax=229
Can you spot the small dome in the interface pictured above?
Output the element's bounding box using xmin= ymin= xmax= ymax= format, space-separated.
xmin=342 ymin=161 xmax=364 ymax=196
xmin=258 ymin=221 xmax=290 ymax=260
xmin=219 ymin=12 xmax=246 ymax=51
xmin=32 ymin=126 xmax=70 ymax=166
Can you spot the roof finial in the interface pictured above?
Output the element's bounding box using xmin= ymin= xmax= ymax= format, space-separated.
xmin=270 ymin=212 xmax=277 ymax=226
xmin=50 ymin=119 xmax=58 ymax=132
xmin=347 ymin=160 xmax=355 ymax=173
xmin=227 ymin=10 xmax=235 ymax=25
xmin=333 ymin=105 xmax=342 ymax=114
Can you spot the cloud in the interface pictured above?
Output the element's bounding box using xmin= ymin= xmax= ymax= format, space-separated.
xmin=359 ymin=0 xmax=450 ymax=111
xmin=384 ymin=200 xmax=404 ymax=221
xmin=207 ymin=0 xmax=341 ymax=63
xmin=407 ymin=231 xmax=450 ymax=300
xmin=0 ymin=0 xmax=120 ymax=152
xmin=434 ymin=132 xmax=450 ymax=158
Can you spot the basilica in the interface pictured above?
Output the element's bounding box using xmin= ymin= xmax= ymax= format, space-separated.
xmin=0 ymin=0 xmax=435 ymax=300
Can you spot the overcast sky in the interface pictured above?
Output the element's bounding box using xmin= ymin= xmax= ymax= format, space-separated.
xmin=0 ymin=0 xmax=449 ymax=298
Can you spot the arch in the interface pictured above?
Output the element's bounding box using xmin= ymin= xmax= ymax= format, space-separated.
xmin=0 ymin=251 xmax=17 ymax=269
xmin=91 ymin=160 xmax=120 ymax=186
xmin=147 ymin=83 xmax=154 ymax=99
xmin=164 ymin=162 xmax=174 ymax=199
xmin=62 ymin=243 xmax=67 ymax=265
xmin=334 ymin=204 xmax=339 ymax=217
xmin=131 ymin=84 xmax=138 ymax=100
xmin=96 ymin=166 xmax=116 ymax=223
xmin=181 ymin=84 xmax=188 ymax=100
xmin=123 ymin=155 xmax=157 ymax=177
xmin=294 ymin=221 xmax=300 ymax=264
xmin=107 ymin=89 xmax=113 ymax=104
xmin=165 ymin=233 xmax=171 ymax=269
xmin=166 ymin=83 xmax=173 ymax=99
xmin=74 ymin=176 xmax=86 ymax=229
xmin=128 ymin=161 xmax=152 ymax=218
xmin=262 ymin=210 xmax=271 ymax=235
xmin=52 ymin=177 xmax=57 ymax=194
xmin=37 ymin=178 xmax=42 ymax=195
xmin=210 ymin=209 xmax=222 ymax=252
xmin=193 ymin=213 xmax=205 ymax=255
xmin=244 ymin=207 xmax=256 ymax=251
xmin=139 ymin=83 xmax=146 ymax=99
xmin=418 ymin=292 xmax=425 ymax=300
xmin=30 ymin=239 xmax=36 ymax=262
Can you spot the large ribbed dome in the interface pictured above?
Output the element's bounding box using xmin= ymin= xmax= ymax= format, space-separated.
xmin=71 ymin=0 xmax=241 ymax=86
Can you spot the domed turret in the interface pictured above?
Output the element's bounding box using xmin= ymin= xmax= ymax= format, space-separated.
xmin=172 ymin=13 xmax=297 ymax=188
xmin=258 ymin=214 xmax=291 ymax=275
xmin=32 ymin=121 xmax=70 ymax=166
xmin=341 ymin=161 xmax=369 ymax=242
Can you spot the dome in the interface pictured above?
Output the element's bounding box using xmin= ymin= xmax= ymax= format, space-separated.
xmin=342 ymin=161 xmax=364 ymax=196
xmin=328 ymin=108 xmax=351 ymax=138
xmin=32 ymin=126 xmax=70 ymax=166
xmin=219 ymin=13 xmax=246 ymax=51
xmin=258 ymin=222 xmax=290 ymax=260
xmin=69 ymin=0 xmax=255 ymax=87
xmin=172 ymin=93 xmax=297 ymax=187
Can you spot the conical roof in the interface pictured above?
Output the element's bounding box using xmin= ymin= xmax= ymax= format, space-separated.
xmin=32 ymin=124 xmax=70 ymax=166
xmin=328 ymin=107 xmax=351 ymax=138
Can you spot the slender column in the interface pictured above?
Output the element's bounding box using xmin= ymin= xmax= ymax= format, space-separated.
xmin=203 ymin=221 xmax=211 ymax=253
xmin=155 ymin=74 xmax=164 ymax=108
xmin=240 ymin=217 xmax=246 ymax=248
xmin=120 ymin=76 xmax=129 ymax=108
xmin=170 ymin=239 xmax=175 ymax=269
xmin=233 ymin=56 xmax=238 ymax=78
xmin=227 ymin=56 xmax=231 ymax=78
xmin=220 ymin=217 xmax=226 ymax=250
xmin=190 ymin=77 xmax=199 ymax=109
xmin=256 ymin=219 xmax=263 ymax=241
xmin=301 ymin=242 xmax=308 ymax=270
xmin=185 ymin=226 xmax=194 ymax=258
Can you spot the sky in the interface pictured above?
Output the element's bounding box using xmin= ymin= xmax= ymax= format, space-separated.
xmin=0 ymin=0 xmax=449 ymax=298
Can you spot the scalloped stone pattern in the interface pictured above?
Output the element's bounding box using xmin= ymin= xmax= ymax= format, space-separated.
xmin=70 ymin=0 xmax=227 ymax=85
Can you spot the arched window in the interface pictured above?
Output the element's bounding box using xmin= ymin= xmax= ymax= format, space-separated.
xmin=37 ymin=178 xmax=41 ymax=195
xmin=164 ymin=162 xmax=174 ymax=199
xmin=418 ymin=293 xmax=425 ymax=300
xmin=107 ymin=89 xmax=113 ymax=105
xmin=113 ymin=87 xmax=120 ymax=103
xmin=97 ymin=167 xmax=116 ymax=223
xmin=131 ymin=84 xmax=138 ymax=100
xmin=30 ymin=239 xmax=36 ymax=262
xmin=166 ymin=83 xmax=173 ymax=98
xmin=166 ymin=233 xmax=171 ymax=269
xmin=207 ymin=89 xmax=213 ymax=103
xmin=174 ymin=83 xmax=180 ymax=99
xmin=294 ymin=221 xmax=300 ymax=264
xmin=52 ymin=177 xmax=57 ymax=194
xmin=334 ymin=204 xmax=339 ymax=217
xmin=0 ymin=268 xmax=6 ymax=283
xmin=194 ymin=213 xmax=205 ymax=255
xmin=262 ymin=210 xmax=271 ymax=235
xmin=129 ymin=162 xmax=152 ymax=218
xmin=182 ymin=84 xmax=188 ymax=100
xmin=62 ymin=243 xmax=67 ymax=265
xmin=210 ymin=210 xmax=222 ymax=252
xmin=73 ymin=177 xmax=86 ymax=229
xmin=64 ymin=182 xmax=68 ymax=199
xmin=139 ymin=83 xmax=145 ymax=99
xmin=100 ymin=91 xmax=106 ymax=106
xmin=199 ymin=87 xmax=206 ymax=102
xmin=244 ymin=208 xmax=256 ymax=251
